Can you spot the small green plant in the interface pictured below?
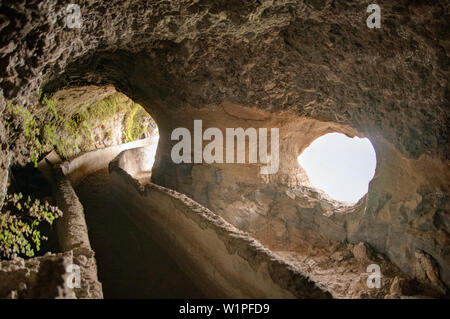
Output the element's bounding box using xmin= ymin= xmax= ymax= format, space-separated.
xmin=45 ymin=124 xmax=72 ymax=158
xmin=43 ymin=95 xmax=60 ymax=121
xmin=0 ymin=193 xmax=63 ymax=259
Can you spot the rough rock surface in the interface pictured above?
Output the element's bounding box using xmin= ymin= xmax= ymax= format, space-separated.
xmin=0 ymin=252 xmax=76 ymax=299
xmin=414 ymin=249 xmax=447 ymax=295
xmin=1 ymin=0 xmax=448 ymax=159
xmin=0 ymin=0 xmax=449 ymax=296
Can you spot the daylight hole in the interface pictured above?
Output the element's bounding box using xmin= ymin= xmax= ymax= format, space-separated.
xmin=297 ymin=132 xmax=377 ymax=204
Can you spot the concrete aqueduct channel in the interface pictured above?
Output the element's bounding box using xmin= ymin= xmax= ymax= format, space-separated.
xmin=42 ymin=139 xmax=331 ymax=298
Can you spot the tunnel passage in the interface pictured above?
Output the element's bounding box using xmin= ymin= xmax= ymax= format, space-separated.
xmin=75 ymin=169 xmax=205 ymax=298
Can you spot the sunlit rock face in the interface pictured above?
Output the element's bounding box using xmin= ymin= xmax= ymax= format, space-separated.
xmin=0 ymin=0 xmax=449 ymax=291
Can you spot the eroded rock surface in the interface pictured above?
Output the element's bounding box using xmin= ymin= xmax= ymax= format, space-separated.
xmin=1 ymin=0 xmax=448 ymax=158
xmin=0 ymin=252 xmax=75 ymax=299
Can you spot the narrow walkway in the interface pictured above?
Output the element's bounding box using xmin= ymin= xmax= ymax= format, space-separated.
xmin=75 ymin=169 xmax=204 ymax=298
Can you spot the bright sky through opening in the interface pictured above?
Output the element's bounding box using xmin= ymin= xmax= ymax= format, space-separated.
xmin=297 ymin=133 xmax=377 ymax=204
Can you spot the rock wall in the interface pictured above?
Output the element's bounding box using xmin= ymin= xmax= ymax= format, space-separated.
xmin=0 ymin=251 xmax=77 ymax=299
xmin=1 ymin=0 xmax=447 ymax=159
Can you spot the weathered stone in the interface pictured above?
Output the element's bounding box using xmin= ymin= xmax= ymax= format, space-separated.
xmin=414 ymin=250 xmax=447 ymax=296
xmin=352 ymin=242 xmax=375 ymax=262
xmin=0 ymin=252 xmax=76 ymax=299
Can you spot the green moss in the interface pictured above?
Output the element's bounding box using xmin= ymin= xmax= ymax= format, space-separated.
xmin=43 ymin=95 xmax=60 ymax=121
xmin=5 ymin=92 xmax=153 ymax=165
xmin=43 ymin=125 xmax=70 ymax=159
xmin=124 ymin=102 xmax=150 ymax=142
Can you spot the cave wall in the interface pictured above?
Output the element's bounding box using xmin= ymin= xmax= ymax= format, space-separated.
xmin=1 ymin=0 xmax=449 ymax=291
xmin=1 ymin=0 xmax=448 ymax=158
xmin=149 ymin=103 xmax=449 ymax=292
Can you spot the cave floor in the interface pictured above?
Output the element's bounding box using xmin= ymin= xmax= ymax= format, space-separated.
xmin=275 ymin=250 xmax=390 ymax=298
xmin=75 ymin=169 xmax=205 ymax=298
xmin=274 ymin=247 xmax=443 ymax=298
